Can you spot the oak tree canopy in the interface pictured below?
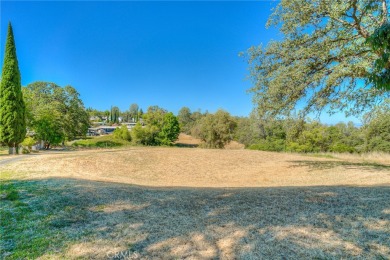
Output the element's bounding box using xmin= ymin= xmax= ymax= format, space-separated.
xmin=246 ymin=0 xmax=389 ymax=119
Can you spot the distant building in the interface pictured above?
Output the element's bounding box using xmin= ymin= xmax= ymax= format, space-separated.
xmin=87 ymin=123 xmax=141 ymax=136
xmin=88 ymin=126 xmax=117 ymax=136
xmin=121 ymin=122 xmax=137 ymax=129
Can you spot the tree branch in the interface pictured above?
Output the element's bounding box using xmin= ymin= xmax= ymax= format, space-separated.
xmin=329 ymin=16 xmax=354 ymax=28
xmin=382 ymin=0 xmax=388 ymax=24
xmin=351 ymin=0 xmax=369 ymax=38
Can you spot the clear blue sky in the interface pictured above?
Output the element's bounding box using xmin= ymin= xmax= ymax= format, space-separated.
xmin=0 ymin=1 xmax=359 ymax=124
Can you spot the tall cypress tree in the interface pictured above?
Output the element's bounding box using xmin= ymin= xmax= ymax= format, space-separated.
xmin=0 ymin=22 xmax=26 ymax=154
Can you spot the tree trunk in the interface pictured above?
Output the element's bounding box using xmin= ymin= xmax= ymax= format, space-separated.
xmin=8 ymin=146 xmax=16 ymax=155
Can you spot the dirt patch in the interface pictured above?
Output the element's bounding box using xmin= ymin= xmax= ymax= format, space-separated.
xmin=175 ymin=133 xmax=201 ymax=146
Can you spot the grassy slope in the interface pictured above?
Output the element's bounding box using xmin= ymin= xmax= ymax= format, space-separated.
xmin=0 ymin=148 xmax=389 ymax=259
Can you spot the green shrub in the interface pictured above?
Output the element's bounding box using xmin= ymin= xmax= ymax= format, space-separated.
xmin=21 ymin=147 xmax=30 ymax=154
xmin=157 ymin=112 xmax=180 ymax=146
xmin=20 ymin=137 xmax=36 ymax=153
xmin=366 ymin=136 xmax=390 ymax=152
xmin=72 ymin=135 xmax=130 ymax=148
xmin=249 ymin=139 xmax=285 ymax=152
xmin=285 ymin=142 xmax=313 ymax=153
xmin=113 ymin=125 xmax=131 ymax=141
xmin=329 ymin=143 xmax=355 ymax=153
xmin=21 ymin=137 xmax=36 ymax=147
xmin=131 ymin=123 xmax=158 ymax=146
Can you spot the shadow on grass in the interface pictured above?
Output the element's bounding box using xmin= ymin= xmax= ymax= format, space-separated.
xmin=174 ymin=143 xmax=199 ymax=148
xmin=289 ymin=160 xmax=390 ymax=171
xmin=1 ymin=178 xmax=389 ymax=259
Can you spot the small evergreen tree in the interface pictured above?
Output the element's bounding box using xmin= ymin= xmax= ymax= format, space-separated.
xmin=113 ymin=125 xmax=131 ymax=141
xmin=158 ymin=112 xmax=180 ymax=145
xmin=0 ymin=22 xmax=26 ymax=154
xmin=129 ymin=103 xmax=139 ymax=122
xmin=110 ymin=106 xmax=120 ymax=124
xmin=138 ymin=108 xmax=144 ymax=119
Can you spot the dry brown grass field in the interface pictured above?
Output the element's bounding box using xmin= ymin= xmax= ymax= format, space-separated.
xmin=1 ymin=141 xmax=390 ymax=259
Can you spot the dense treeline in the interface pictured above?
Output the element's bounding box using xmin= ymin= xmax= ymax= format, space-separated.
xmin=86 ymin=103 xmax=144 ymax=125
xmin=18 ymin=83 xmax=390 ymax=153
xmin=177 ymin=104 xmax=390 ymax=153
xmin=20 ymin=80 xmax=388 ymax=153
xmin=238 ymin=112 xmax=390 ymax=153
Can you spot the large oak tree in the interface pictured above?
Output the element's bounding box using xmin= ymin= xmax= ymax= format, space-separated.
xmin=23 ymin=82 xmax=89 ymax=148
xmin=246 ymin=0 xmax=389 ymax=119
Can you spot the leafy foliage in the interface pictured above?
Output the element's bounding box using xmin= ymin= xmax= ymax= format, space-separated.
xmin=367 ymin=22 xmax=390 ymax=90
xmin=131 ymin=124 xmax=161 ymax=146
xmin=238 ymin=111 xmax=390 ymax=154
xmin=158 ymin=112 xmax=180 ymax=146
xmin=131 ymin=106 xmax=180 ymax=146
xmin=233 ymin=114 xmax=264 ymax=147
xmin=33 ymin=110 xmax=64 ymax=145
xmin=110 ymin=106 xmax=120 ymax=124
xmin=193 ymin=110 xmax=236 ymax=148
xmin=113 ymin=125 xmax=131 ymax=141
xmin=72 ymin=135 xmax=130 ymax=148
xmin=363 ymin=101 xmax=390 ymax=152
xmin=246 ymin=0 xmax=389 ymax=119
xmin=129 ymin=103 xmax=140 ymax=122
xmin=177 ymin=107 xmax=193 ymax=134
xmin=21 ymin=136 xmax=36 ymax=148
xmin=23 ymin=82 xmax=89 ymax=146
xmin=144 ymin=106 xmax=167 ymax=127
xmin=0 ymin=23 xmax=26 ymax=152
xmin=20 ymin=136 xmax=36 ymax=153
xmin=86 ymin=107 xmax=104 ymax=121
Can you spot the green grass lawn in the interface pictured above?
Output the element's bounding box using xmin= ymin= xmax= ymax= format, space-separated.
xmin=0 ymin=172 xmax=107 ymax=259
xmin=71 ymin=135 xmax=132 ymax=148
xmin=0 ymin=173 xmax=68 ymax=258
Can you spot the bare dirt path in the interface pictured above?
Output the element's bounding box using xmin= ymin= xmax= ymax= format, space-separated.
xmin=0 ymin=155 xmax=28 ymax=167
xmin=0 ymin=149 xmax=74 ymax=167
